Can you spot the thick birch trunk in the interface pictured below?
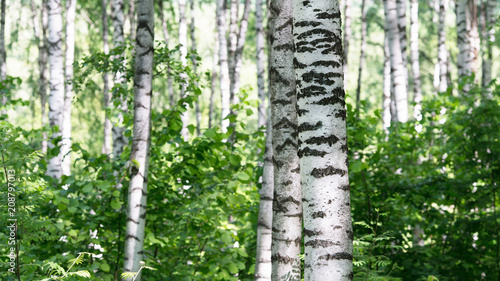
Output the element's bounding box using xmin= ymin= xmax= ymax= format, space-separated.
xmin=179 ymin=0 xmax=189 ymax=139
xmin=396 ymin=0 xmax=407 ymax=68
xmin=111 ymin=0 xmax=128 ymax=159
xmin=102 ymin=0 xmax=112 ymax=155
xmin=293 ymin=0 xmax=353 ymax=279
xmin=190 ymin=0 xmax=201 ymax=135
xmin=456 ymin=0 xmax=479 ymax=79
xmin=355 ymin=0 xmax=367 ymax=112
xmin=270 ymin=0 xmax=301 ymax=278
xmin=256 ymin=0 xmax=266 ymax=129
xmin=342 ymin=0 xmax=351 ymax=85
xmin=62 ymin=0 xmax=76 ymax=176
xmin=216 ymin=0 xmax=230 ymax=132
xmin=123 ymin=1 xmax=153 ymax=280
xmin=47 ymin=0 xmax=65 ymax=179
xmin=410 ymin=0 xmax=422 ymax=120
xmin=384 ymin=0 xmax=408 ymax=123
xmin=158 ymin=0 xmax=175 ymax=108
xmin=383 ymin=33 xmax=392 ymax=130
xmin=436 ymin=0 xmax=448 ymax=93
xmin=32 ymin=0 xmax=49 ymax=154
xmin=254 ymin=115 xmax=273 ymax=281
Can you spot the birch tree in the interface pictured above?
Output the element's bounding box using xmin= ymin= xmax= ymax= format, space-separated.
xmin=456 ymin=0 xmax=479 ymax=79
xmin=216 ymin=0 xmax=230 ymax=132
xmin=435 ymin=0 xmax=448 ymax=93
xmin=178 ymin=0 xmax=189 ymax=139
xmin=102 ymin=0 xmax=112 ymax=155
xmin=270 ymin=0 xmax=302 ymax=278
xmin=410 ymin=0 xmax=422 ymax=120
xmin=32 ymin=0 xmax=49 ymax=154
xmin=0 ymin=0 xmax=5 ymax=109
xmin=254 ymin=117 xmax=273 ymax=281
xmin=384 ymin=0 xmax=408 ymax=123
xmin=481 ymin=0 xmax=495 ymax=88
xmin=47 ymin=0 xmax=65 ymax=179
xmin=128 ymin=0 xmax=135 ymax=47
xmin=123 ymin=0 xmax=154 ymax=280
xmin=383 ymin=33 xmax=392 ymax=129
xmin=61 ymin=0 xmax=76 ymax=176
xmin=190 ymin=0 xmax=201 ymax=135
xmin=342 ymin=0 xmax=351 ymax=85
xmin=158 ymin=0 xmax=175 ymax=108
xmin=355 ymin=0 xmax=367 ymax=112
xmin=293 ymin=0 xmax=353 ymax=279
xmin=256 ymin=0 xmax=266 ymax=128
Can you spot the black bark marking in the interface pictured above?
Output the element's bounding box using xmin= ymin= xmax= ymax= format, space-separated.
xmin=298 ymin=121 xmax=322 ymax=132
xmin=346 ymin=229 xmax=354 ymax=240
xmin=298 ymin=147 xmax=327 ymax=158
xmin=291 ymin=166 xmax=300 ymax=173
xmin=335 ymin=109 xmax=347 ymax=120
xmin=311 ymin=166 xmax=347 ymax=178
xmin=293 ymin=57 xmax=307 ymax=68
xmin=270 ymin=67 xmax=291 ymax=86
xmin=297 ymin=85 xmax=326 ymax=99
xmin=294 ymin=21 xmax=321 ymax=28
xmin=274 ymin=117 xmax=298 ymax=130
xmin=125 ymin=234 xmax=141 ymax=242
xmin=296 ymin=28 xmax=335 ymax=40
xmin=275 ymin=43 xmax=294 ymax=52
xmin=304 ymin=228 xmax=322 ymax=237
xmin=272 ymin=156 xmax=284 ymax=170
xmin=305 ymin=239 xmax=336 ymax=247
xmin=302 ymin=71 xmax=335 ymax=85
xmin=319 ymin=252 xmax=353 ymax=261
xmin=338 ymin=184 xmax=350 ymax=191
xmin=272 ymin=98 xmax=292 ymax=106
xmin=305 ymin=134 xmax=340 ymax=146
xmin=276 ymin=18 xmax=293 ymax=32
xmin=302 ymin=0 xmax=310 ymax=6
xmin=272 ymin=253 xmax=297 ymax=264
xmin=312 ymin=211 xmax=326 ymax=218
xmin=297 ymin=109 xmax=308 ymax=116
xmin=316 ymin=11 xmax=341 ymax=19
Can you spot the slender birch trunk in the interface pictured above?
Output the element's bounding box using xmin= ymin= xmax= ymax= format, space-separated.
xmin=384 ymin=0 xmax=408 ymax=123
xmin=254 ymin=114 xmax=273 ymax=281
xmin=61 ymin=0 xmax=76 ymax=176
xmin=179 ymin=0 xmax=189 ymax=139
xmin=355 ymin=0 xmax=367 ymax=112
xmin=209 ymin=32 xmax=218 ymax=129
xmin=190 ymin=0 xmax=201 ymax=135
xmin=47 ymin=0 xmax=65 ymax=179
xmin=128 ymin=0 xmax=135 ymax=47
xmin=410 ymin=0 xmax=422 ymax=120
xmin=231 ymin=0 xmax=251 ymax=102
xmin=111 ymin=0 xmax=128 ymax=159
xmin=293 ymin=0 xmax=353 ymax=279
xmin=342 ymin=0 xmax=351 ymax=85
xmin=228 ymin=0 xmax=238 ymax=99
xmin=482 ymin=0 xmax=495 ymax=88
xmin=158 ymin=0 xmax=175 ymax=108
xmin=456 ymin=0 xmax=479 ymax=80
xmin=436 ymin=0 xmax=448 ymax=93
xmin=216 ymin=0 xmax=230 ymax=132
xmin=0 ymin=0 xmax=6 ymax=109
xmin=123 ymin=1 xmax=153 ymax=280
xmin=32 ymin=0 xmax=49 ymax=154
xmin=383 ymin=33 xmax=392 ymax=130
xmin=270 ymin=0 xmax=301 ymax=278
xmin=256 ymin=0 xmax=266 ymax=129
xmin=102 ymin=0 xmax=112 ymax=155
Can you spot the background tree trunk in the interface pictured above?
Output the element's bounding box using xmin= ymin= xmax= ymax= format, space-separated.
xmin=111 ymin=0 xmax=128 ymax=159
xmin=62 ymin=0 xmax=76 ymax=176
xmin=47 ymin=0 xmax=65 ymax=179
xmin=230 ymin=0 xmax=251 ymax=105
xmin=293 ymin=0 xmax=353 ymax=279
xmin=0 ymin=0 xmax=6 ymax=110
xmin=383 ymin=33 xmax=392 ymax=130
xmin=481 ymin=0 xmax=495 ymax=88
xmin=436 ymin=0 xmax=448 ymax=93
xmin=158 ymin=0 xmax=175 ymax=108
xmin=410 ymin=0 xmax=422 ymax=120
xmin=256 ymin=0 xmax=266 ymax=129
xmin=178 ymin=0 xmax=189 ymax=139
xmin=384 ymin=0 xmax=408 ymax=123
xmin=355 ymin=0 xmax=367 ymax=113
xmin=216 ymin=0 xmax=230 ymax=132
xmin=102 ymin=0 xmax=112 ymax=155
xmin=208 ymin=31 xmax=218 ymax=129
xmin=123 ymin=1 xmax=154 ymax=280
xmin=128 ymin=0 xmax=135 ymax=47
xmin=270 ymin=0 xmax=301 ymax=278
xmin=190 ymin=0 xmax=201 ymax=135
xmin=342 ymin=0 xmax=351 ymax=85
xmin=456 ymin=0 xmax=479 ymax=79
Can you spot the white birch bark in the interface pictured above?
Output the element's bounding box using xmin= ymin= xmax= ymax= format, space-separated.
xmin=216 ymin=0 xmax=230 ymax=132
xmin=436 ymin=0 xmax=448 ymax=93
xmin=158 ymin=0 xmax=175 ymax=108
xmin=102 ymin=0 xmax=112 ymax=155
xmin=111 ymin=0 xmax=128 ymax=159
xmin=32 ymin=0 xmax=49 ymax=154
xmin=254 ymin=115 xmax=273 ymax=281
xmin=383 ymin=33 xmax=392 ymax=130
xmin=179 ymin=0 xmax=189 ymax=139
xmin=456 ymin=0 xmax=479 ymax=79
xmin=342 ymin=0 xmax=351 ymax=85
xmin=62 ymin=0 xmax=76 ymax=176
xmin=190 ymin=0 xmax=201 ymax=135
xmin=47 ymin=0 xmax=65 ymax=179
xmin=123 ymin=1 xmax=153 ymax=280
xmin=293 ymin=0 xmax=353 ymax=279
xmin=410 ymin=0 xmax=422 ymax=120
xmin=256 ymin=0 xmax=266 ymax=129
xmin=384 ymin=0 xmax=408 ymax=123
xmin=396 ymin=0 xmax=407 ymax=68
xmin=355 ymin=0 xmax=367 ymax=112
xmin=228 ymin=0 xmax=238 ymax=99
xmin=270 ymin=0 xmax=301 ymax=278
xmin=481 ymin=0 xmax=495 ymax=88
xmin=128 ymin=0 xmax=135 ymax=47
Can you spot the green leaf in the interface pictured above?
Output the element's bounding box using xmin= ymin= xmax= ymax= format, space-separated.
xmin=58 ymin=203 xmax=67 ymax=211
xmin=236 ymin=172 xmax=250 ymax=182
xmin=228 ymin=263 xmax=238 ymax=274
xmin=68 ymin=229 xmax=77 ymax=237
xmin=110 ymin=200 xmax=122 ymax=210
xmin=100 ymin=262 xmax=110 ymax=272
xmin=229 ymin=154 xmax=240 ymax=166
xmin=350 ymin=161 xmax=362 ymax=173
